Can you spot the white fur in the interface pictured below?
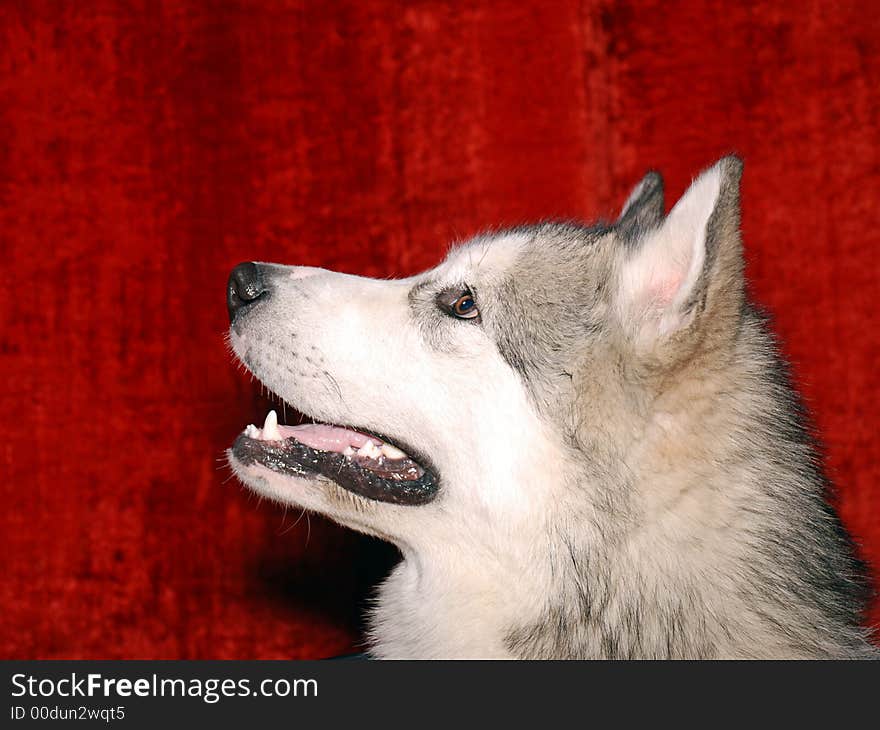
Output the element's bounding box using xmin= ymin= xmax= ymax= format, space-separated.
xmin=226 ymin=159 xmax=877 ymax=660
xmin=228 ymin=237 xmax=564 ymax=657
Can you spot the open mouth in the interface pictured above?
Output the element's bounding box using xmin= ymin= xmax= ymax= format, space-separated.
xmin=231 ymin=410 xmax=439 ymax=505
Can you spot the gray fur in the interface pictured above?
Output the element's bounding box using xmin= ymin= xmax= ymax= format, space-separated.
xmin=229 ymin=156 xmax=877 ymax=659
xmin=469 ymin=158 xmax=877 ymax=658
xmin=616 ymin=169 xmax=665 ymax=243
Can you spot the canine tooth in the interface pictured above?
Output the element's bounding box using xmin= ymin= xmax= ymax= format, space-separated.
xmin=262 ymin=410 xmax=282 ymax=441
xmin=357 ymin=441 xmax=381 ymax=459
xmin=380 ymin=443 xmax=406 ymax=460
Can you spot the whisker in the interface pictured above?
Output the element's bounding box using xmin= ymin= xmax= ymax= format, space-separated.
xmin=322 ymin=371 xmax=344 ymax=404
xmin=279 ymin=508 xmax=308 ymax=537
xmin=221 ymin=471 xmax=237 ymax=485
xmin=476 ymin=237 xmax=495 ymax=268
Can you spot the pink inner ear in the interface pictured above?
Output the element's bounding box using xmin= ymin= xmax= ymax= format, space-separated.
xmin=648 ymin=272 xmax=684 ymax=310
xmin=655 ymin=276 xmax=684 ymax=305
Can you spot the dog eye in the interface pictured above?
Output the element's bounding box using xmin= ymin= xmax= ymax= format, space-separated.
xmin=436 ymin=287 xmax=481 ymax=322
xmin=452 ymin=293 xmax=478 ymax=319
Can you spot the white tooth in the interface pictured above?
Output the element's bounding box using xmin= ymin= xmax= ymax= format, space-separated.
xmin=245 ymin=424 xmax=260 ymax=439
xmin=380 ymin=443 xmax=406 ymax=460
xmin=357 ymin=441 xmax=381 ymax=459
xmin=343 ymin=446 xmax=355 ymax=457
xmin=262 ymin=409 xmax=282 ymax=441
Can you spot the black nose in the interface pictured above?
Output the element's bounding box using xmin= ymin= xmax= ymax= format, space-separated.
xmin=227 ymin=262 xmax=269 ymax=322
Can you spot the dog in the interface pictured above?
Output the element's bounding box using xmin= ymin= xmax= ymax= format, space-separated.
xmin=226 ymin=156 xmax=877 ymax=658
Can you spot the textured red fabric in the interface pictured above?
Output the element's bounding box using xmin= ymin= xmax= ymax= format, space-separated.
xmin=1 ymin=2 xmax=877 ymax=659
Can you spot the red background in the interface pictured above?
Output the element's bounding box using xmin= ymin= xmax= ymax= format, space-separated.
xmin=1 ymin=1 xmax=878 ymax=659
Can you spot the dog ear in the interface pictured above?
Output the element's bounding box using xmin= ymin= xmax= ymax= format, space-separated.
xmin=615 ymin=156 xmax=744 ymax=348
xmin=616 ymin=170 xmax=665 ymax=240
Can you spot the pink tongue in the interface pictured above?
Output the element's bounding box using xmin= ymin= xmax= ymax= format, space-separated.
xmin=276 ymin=423 xmax=379 ymax=453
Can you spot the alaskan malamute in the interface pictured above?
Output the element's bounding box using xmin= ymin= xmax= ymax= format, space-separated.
xmin=227 ymin=157 xmax=876 ymax=658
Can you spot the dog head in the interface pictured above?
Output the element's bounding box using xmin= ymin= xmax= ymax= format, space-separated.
xmin=227 ymin=156 xmax=744 ymax=553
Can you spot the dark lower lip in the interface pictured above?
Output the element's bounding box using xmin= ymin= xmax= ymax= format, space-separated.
xmin=231 ymin=433 xmax=440 ymax=506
